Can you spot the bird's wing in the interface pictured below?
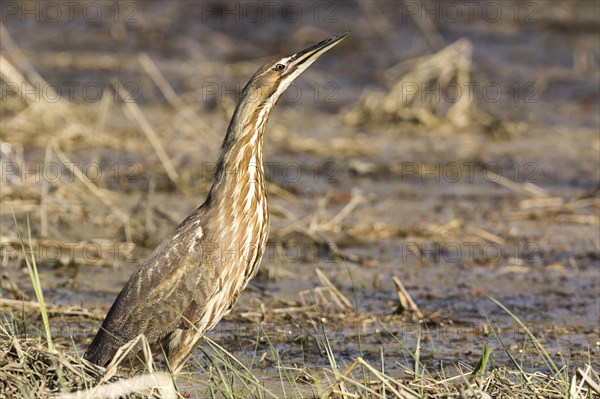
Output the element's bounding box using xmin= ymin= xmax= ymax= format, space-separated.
xmin=88 ymin=207 xmax=220 ymax=357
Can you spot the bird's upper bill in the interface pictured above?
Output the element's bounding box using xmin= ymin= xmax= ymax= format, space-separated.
xmin=249 ymin=31 xmax=349 ymax=105
xmin=286 ymin=31 xmax=349 ymax=74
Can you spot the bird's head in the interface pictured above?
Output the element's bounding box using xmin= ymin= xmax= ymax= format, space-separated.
xmin=243 ymin=31 xmax=349 ymax=105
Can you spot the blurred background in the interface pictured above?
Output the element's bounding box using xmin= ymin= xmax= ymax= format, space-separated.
xmin=1 ymin=0 xmax=599 ymax=381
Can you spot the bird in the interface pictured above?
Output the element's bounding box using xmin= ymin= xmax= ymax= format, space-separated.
xmin=84 ymin=32 xmax=349 ymax=373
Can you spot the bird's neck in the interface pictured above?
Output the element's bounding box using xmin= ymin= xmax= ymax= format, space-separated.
xmin=207 ymin=97 xmax=274 ymax=206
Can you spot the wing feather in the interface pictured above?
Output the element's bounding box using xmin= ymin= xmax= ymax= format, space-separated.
xmin=84 ymin=207 xmax=219 ymax=366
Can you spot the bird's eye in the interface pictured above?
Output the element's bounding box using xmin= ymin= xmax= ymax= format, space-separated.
xmin=274 ymin=64 xmax=285 ymax=71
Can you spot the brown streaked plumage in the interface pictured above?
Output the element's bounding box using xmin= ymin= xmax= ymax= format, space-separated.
xmin=84 ymin=32 xmax=349 ymax=373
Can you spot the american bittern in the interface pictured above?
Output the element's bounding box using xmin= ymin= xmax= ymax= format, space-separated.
xmin=84 ymin=32 xmax=348 ymax=372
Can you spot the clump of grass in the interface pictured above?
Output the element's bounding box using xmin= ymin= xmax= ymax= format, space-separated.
xmin=0 ymin=316 xmax=102 ymax=397
xmin=12 ymin=212 xmax=53 ymax=351
xmin=2 ymin=214 xmax=98 ymax=396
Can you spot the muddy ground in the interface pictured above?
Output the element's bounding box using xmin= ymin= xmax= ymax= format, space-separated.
xmin=1 ymin=0 xmax=599 ymax=393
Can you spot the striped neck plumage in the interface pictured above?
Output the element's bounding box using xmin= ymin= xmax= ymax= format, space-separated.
xmin=208 ymin=92 xmax=275 ymax=204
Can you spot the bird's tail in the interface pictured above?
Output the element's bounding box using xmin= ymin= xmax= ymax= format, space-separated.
xmin=83 ymin=328 xmax=121 ymax=367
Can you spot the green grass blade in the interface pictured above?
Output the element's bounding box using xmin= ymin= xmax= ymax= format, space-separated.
xmin=489 ymin=297 xmax=561 ymax=378
xmin=12 ymin=211 xmax=54 ymax=351
xmin=468 ymin=342 xmax=491 ymax=384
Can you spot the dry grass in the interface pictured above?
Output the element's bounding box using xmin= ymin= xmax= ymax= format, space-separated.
xmin=2 ymin=297 xmax=599 ymax=398
xmin=343 ymin=39 xmax=519 ymax=139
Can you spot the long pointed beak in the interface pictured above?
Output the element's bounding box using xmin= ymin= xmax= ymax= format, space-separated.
xmin=287 ymin=31 xmax=349 ymax=73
